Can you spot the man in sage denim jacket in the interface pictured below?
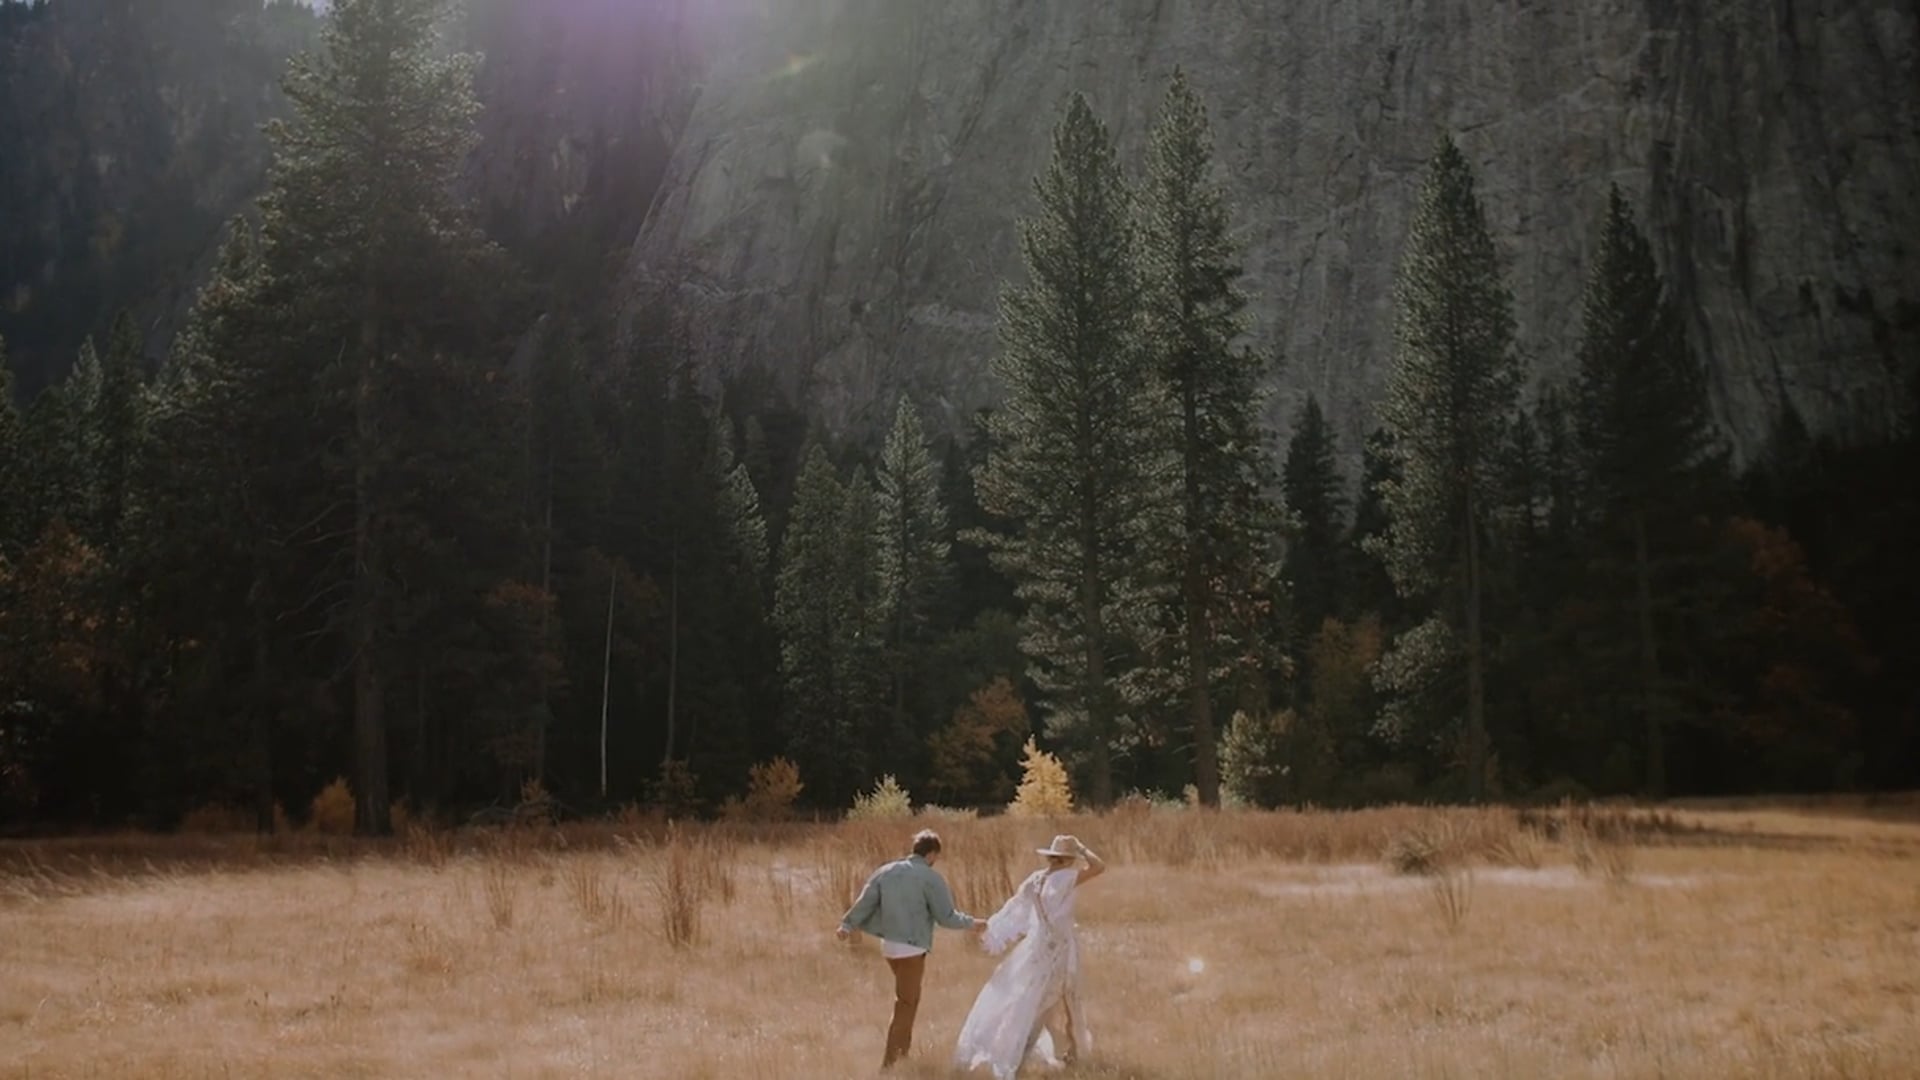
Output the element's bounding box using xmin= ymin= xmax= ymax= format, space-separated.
xmin=836 ymin=829 xmax=985 ymax=1068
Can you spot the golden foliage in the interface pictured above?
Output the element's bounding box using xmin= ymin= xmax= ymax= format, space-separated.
xmin=925 ymin=676 xmax=1029 ymax=805
xmin=725 ymin=757 xmax=803 ymax=822
xmin=308 ymin=777 xmax=355 ymax=835
xmin=1007 ymin=737 xmax=1073 ymax=817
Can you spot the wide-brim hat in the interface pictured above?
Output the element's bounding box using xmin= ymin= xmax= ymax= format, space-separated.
xmin=1035 ymin=835 xmax=1078 ymax=858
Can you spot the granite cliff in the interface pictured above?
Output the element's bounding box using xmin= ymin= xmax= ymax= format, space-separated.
xmin=620 ymin=0 xmax=1920 ymax=461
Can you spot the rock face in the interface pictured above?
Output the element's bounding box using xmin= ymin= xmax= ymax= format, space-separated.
xmin=621 ymin=0 xmax=1920 ymax=463
xmin=456 ymin=0 xmax=714 ymax=298
xmin=0 ymin=0 xmax=318 ymax=392
xmin=0 ymin=0 xmax=704 ymax=389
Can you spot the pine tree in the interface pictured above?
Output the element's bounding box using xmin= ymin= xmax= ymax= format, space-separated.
xmin=872 ymin=397 xmax=950 ymax=765
xmin=1373 ymin=136 xmax=1522 ymax=800
xmin=1137 ymin=68 xmax=1276 ymax=806
xmin=1281 ymin=396 xmax=1347 ymax=642
xmin=21 ymin=340 xmax=100 ymax=539
xmin=974 ymin=93 xmax=1167 ymax=806
xmin=715 ymin=423 xmax=769 ymax=588
xmin=240 ymin=0 xmax=499 ymax=834
xmin=89 ymin=311 xmax=146 ymax=552
xmin=138 ymin=220 xmax=297 ymax=832
xmin=774 ymin=442 xmax=863 ymax=806
xmin=1347 ymin=426 xmax=1400 ymax=623
xmin=1571 ymin=184 xmax=1719 ymax=797
xmin=834 ymin=465 xmax=886 ymax=760
xmin=522 ymin=324 xmax=605 ymax=783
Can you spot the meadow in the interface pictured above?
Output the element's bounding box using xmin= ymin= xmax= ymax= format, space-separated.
xmin=3 ymin=799 xmax=1918 ymax=1079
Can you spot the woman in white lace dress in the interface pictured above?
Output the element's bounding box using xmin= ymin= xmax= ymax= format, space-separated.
xmin=953 ymin=834 xmax=1107 ymax=1077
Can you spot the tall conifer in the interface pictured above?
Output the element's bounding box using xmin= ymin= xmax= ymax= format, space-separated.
xmin=974 ymin=94 xmax=1167 ymax=806
xmin=1373 ymin=137 xmax=1522 ymax=799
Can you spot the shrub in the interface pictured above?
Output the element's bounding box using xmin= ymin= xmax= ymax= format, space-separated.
xmin=926 ymin=677 xmax=1030 ymax=805
xmin=1007 ymin=737 xmax=1073 ymax=817
xmin=1115 ymin=788 xmax=1187 ymax=815
xmin=309 ymin=777 xmax=355 ymax=835
xmin=513 ymin=777 xmax=555 ymax=826
xmin=742 ymin=757 xmax=804 ymax=821
xmin=1220 ymin=710 xmax=1293 ymax=809
xmin=1108 ymin=791 xmax=1155 ymax=820
xmin=916 ymin=804 xmax=978 ymax=821
xmin=848 ymin=775 xmax=914 ymax=821
xmin=652 ymin=759 xmax=700 ymax=819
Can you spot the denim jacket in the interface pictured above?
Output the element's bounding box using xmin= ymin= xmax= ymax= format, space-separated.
xmin=839 ymin=854 xmax=976 ymax=950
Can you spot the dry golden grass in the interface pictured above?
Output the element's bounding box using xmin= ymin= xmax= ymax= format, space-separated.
xmin=3 ymin=803 xmax=1919 ymax=1079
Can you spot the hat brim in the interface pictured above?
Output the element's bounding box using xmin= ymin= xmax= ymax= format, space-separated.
xmin=1036 ymin=848 xmax=1076 ymax=858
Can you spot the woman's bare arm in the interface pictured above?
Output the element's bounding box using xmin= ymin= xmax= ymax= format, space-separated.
xmin=1076 ymin=840 xmax=1105 ymax=885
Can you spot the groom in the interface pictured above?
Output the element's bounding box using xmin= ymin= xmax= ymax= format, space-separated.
xmin=837 ymin=828 xmax=986 ymax=1068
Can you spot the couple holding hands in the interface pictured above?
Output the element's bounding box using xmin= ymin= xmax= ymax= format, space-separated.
xmin=838 ymin=829 xmax=1106 ymax=1077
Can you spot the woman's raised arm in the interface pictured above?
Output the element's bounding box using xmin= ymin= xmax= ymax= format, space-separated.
xmin=1075 ymin=840 xmax=1105 ymax=885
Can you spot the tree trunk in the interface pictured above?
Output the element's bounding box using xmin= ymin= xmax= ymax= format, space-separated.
xmin=600 ymin=563 xmax=616 ymax=800
xmin=663 ymin=541 xmax=678 ymax=766
xmin=890 ymin=591 xmax=910 ymax=766
xmin=1633 ymin=509 xmax=1665 ymax=798
xmin=249 ymin=572 xmax=275 ymax=835
xmin=1081 ymin=549 xmax=1113 ymax=807
xmin=1464 ymin=480 xmax=1487 ymax=803
xmin=1185 ymin=577 xmax=1219 ymax=807
xmin=1182 ymin=382 xmax=1220 ymax=807
xmin=352 ymin=309 xmax=390 ymax=837
xmin=413 ymin=661 xmax=429 ymax=811
xmin=534 ymin=476 xmax=552 ymax=784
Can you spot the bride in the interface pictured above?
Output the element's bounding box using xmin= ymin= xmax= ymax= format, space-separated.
xmin=954 ymin=834 xmax=1106 ymax=1077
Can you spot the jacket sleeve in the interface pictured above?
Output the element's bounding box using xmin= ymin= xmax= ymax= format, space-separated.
xmin=840 ymin=868 xmax=883 ymax=932
xmin=926 ymin=870 xmax=976 ymax=931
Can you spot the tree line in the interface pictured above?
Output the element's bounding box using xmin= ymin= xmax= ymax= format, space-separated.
xmin=1 ymin=0 xmax=1912 ymax=832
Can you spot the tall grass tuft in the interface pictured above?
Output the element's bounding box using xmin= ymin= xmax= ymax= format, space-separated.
xmin=1385 ymin=819 xmax=1459 ymax=876
xmin=1427 ymin=864 xmax=1474 ymax=932
xmin=767 ymin=866 xmax=795 ymax=926
xmin=564 ymin=858 xmax=631 ymax=930
xmin=655 ymin=825 xmax=702 ymax=949
xmin=480 ymin=857 xmax=516 ymax=931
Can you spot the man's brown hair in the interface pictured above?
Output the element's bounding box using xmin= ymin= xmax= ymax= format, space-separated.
xmin=911 ymin=829 xmax=942 ymax=857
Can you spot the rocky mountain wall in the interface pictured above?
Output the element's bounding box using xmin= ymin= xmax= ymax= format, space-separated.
xmin=620 ymin=0 xmax=1920 ymax=463
xmin=0 ymin=0 xmax=317 ymax=392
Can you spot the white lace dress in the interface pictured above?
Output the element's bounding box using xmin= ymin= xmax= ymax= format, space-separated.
xmin=953 ymin=867 xmax=1093 ymax=1078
